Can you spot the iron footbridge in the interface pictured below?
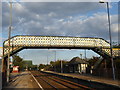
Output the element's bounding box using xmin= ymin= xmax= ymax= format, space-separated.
xmin=3 ymin=35 xmax=119 ymax=59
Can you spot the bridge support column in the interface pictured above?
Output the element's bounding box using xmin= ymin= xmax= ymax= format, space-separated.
xmin=2 ymin=57 xmax=7 ymax=87
xmin=2 ymin=46 xmax=8 ymax=87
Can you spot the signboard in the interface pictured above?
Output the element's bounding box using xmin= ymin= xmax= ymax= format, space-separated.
xmin=12 ymin=66 xmax=19 ymax=73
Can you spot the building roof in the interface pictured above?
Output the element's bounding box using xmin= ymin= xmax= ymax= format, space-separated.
xmin=68 ymin=57 xmax=88 ymax=65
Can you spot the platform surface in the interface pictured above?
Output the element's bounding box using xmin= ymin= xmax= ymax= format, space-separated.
xmin=3 ymin=71 xmax=40 ymax=89
xmin=44 ymin=71 xmax=120 ymax=88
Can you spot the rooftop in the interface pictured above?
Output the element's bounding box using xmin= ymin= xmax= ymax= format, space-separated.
xmin=68 ymin=57 xmax=88 ymax=65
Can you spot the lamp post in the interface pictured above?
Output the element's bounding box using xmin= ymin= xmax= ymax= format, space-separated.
xmin=7 ymin=1 xmax=12 ymax=83
xmin=99 ymin=0 xmax=115 ymax=80
xmin=80 ymin=53 xmax=82 ymax=59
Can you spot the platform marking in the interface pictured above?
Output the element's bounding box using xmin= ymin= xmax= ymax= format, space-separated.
xmin=30 ymin=72 xmax=44 ymax=90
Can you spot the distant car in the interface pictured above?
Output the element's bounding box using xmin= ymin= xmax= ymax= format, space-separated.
xmin=41 ymin=69 xmax=44 ymax=71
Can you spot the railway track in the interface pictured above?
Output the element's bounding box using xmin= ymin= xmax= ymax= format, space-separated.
xmin=31 ymin=71 xmax=94 ymax=90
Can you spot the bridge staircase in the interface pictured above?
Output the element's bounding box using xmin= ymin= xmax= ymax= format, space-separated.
xmin=93 ymin=48 xmax=119 ymax=69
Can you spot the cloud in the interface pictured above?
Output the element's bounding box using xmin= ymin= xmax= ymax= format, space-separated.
xmin=2 ymin=2 xmax=118 ymax=41
xmin=23 ymin=2 xmax=107 ymax=18
xmin=2 ymin=2 xmax=118 ymax=64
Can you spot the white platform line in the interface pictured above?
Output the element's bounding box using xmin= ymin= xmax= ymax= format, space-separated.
xmin=30 ymin=72 xmax=44 ymax=90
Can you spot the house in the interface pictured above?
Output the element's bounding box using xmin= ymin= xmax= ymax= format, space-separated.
xmin=67 ymin=57 xmax=88 ymax=74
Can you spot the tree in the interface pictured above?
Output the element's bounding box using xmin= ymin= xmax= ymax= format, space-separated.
xmin=88 ymin=57 xmax=99 ymax=66
xmin=49 ymin=60 xmax=68 ymax=72
xmin=12 ymin=54 xmax=24 ymax=71
xmin=39 ymin=64 xmax=46 ymax=70
xmin=113 ymin=43 xmax=120 ymax=48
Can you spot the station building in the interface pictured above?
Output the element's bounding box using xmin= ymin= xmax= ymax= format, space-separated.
xmin=64 ymin=57 xmax=88 ymax=74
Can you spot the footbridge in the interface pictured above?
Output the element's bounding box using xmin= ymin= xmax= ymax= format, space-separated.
xmin=3 ymin=35 xmax=119 ymax=58
xmin=2 ymin=35 xmax=120 ymax=85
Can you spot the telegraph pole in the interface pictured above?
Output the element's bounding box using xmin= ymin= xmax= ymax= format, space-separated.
xmin=54 ymin=51 xmax=56 ymax=72
xmin=61 ymin=60 xmax=63 ymax=73
xmin=47 ymin=52 xmax=48 ymax=65
xmin=84 ymin=49 xmax=86 ymax=59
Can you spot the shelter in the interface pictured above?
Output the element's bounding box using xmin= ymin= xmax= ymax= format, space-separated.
xmin=68 ymin=57 xmax=88 ymax=74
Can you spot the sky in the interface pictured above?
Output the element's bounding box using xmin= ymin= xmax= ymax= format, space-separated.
xmin=1 ymin=1 xmax=119 ymax=65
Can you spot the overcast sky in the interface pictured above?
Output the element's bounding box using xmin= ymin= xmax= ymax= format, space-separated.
xmin=1 ymin=2 xmax=119 ymax=64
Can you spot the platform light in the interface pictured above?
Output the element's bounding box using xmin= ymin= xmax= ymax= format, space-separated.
xmin=99 ymin=0 xmax=116 ymax=80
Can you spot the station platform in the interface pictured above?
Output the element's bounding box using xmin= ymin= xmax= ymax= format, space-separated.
xmin=3 ymin=71 xmax=39 ymax=89
xmin=43 ymin=71 xmax=120 ymax=88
